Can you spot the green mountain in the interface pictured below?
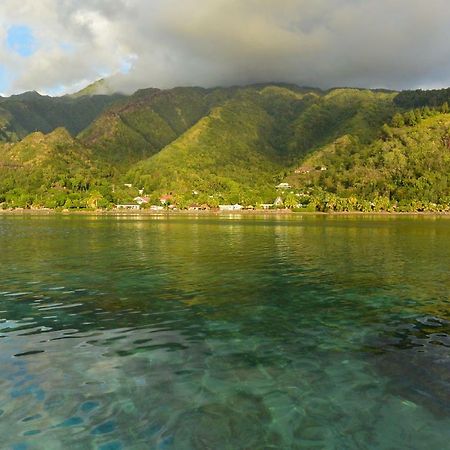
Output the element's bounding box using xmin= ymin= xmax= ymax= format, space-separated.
xmin=78 ymin=86 xmax=237 ymax=165
xmin=1 ymin=82 xmax=450 ymax=211
xmin=127 ymin=89 xmax=285 ymax=204
xmin=69 ymin=78 xmax=119 ymax=98
xmin=286 ymin=110 xmax=450 ymax=211
xmin=0 ymin=128 xmax=115 ymax=209
xmin=0 ymin=90 xmax=124 ymax=141
xmin=125 ymin=86 xmax=397 ymax=204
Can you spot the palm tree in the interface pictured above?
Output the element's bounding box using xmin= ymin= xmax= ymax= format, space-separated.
xmin=87 ymin=191 xmax=103 ymax=209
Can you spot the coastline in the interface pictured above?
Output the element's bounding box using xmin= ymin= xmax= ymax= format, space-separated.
xmin=1 ymin=208 xmax=450 ymax=217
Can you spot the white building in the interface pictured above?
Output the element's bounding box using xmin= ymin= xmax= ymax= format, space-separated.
xmin=276 ymin=183 xmax=291 ymax=190
xmin=219 ymin=204 xmax=243 ymax=211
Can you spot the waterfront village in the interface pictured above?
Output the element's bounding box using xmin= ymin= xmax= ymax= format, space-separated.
xmin=116 ymin=183 xmax=301 ymax=212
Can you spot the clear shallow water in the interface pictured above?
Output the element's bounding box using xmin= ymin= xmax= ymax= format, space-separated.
xmin=0 ymin=214 xmax=449 ymax=450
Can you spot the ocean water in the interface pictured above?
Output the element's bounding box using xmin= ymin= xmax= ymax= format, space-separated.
xmin=0 ymin=214 xmax=449 ymax=449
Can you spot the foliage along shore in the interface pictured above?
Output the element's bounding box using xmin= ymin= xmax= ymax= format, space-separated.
xmin=1 ymin=83 xmax=450 ymax=213
xmin=1 ymin=208 xmax=450 ymax=217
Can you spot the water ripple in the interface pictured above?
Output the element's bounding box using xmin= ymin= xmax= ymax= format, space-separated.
xmin=0 ymin=215 xmax=449 ymax=448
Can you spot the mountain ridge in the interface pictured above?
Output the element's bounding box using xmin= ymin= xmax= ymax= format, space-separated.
xmin=1 ymin=82 xmax=450 ymax=211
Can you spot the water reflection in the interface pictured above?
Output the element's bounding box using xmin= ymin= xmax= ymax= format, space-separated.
xmin=0 ymin=215 xmax=449 ymax=448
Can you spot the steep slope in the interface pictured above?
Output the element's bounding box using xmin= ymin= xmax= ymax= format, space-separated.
xmin=69 ymin=78 xmax=119 ymax=98
xmin=0 ymin=128 xmax=115 ymax=208
xmin=4 ymin=82 xmax=450 ymax=210
xmin=0 ymin=91 xmax=124 ymax=141
xmin=79 ymin=85 xmax=396 ymax=168
xmin=122 ymin=86 xmax=398 ymax=202
xmin=78 ymin=87 xmax=236 ymax=166
xmin=287 ymin=112 xmax=450 ymax=211
xmin=288 ymin=88 xmax=397 ymax=157
xmin=126 ymin=90 xmax=296 ymax=203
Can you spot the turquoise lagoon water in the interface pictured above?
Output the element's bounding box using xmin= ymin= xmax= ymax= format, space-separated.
xmin=0 ymin=214 xmax=449 ymax=449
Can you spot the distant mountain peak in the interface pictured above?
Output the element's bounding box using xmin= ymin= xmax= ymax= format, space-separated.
xmin=10 ymin=90 xmax=44 ymax=100
xmin=70 ymin=79 xmax=121 ymax=98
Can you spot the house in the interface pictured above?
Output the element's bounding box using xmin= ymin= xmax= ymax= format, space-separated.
xmin=160 ymin=195 xmax=173 ymax=205
xmin=150 ymin=205 xmax=164 ymax=211
xmin=274 ymin=197 xmax=284 ymax=206
xmin=276 ymin=182 xmax=291 ymax=189
xmin=219 ymin=204 xmax=243 ymax=211
xmin=260 ymin=204 xmax=274 ymax=210
xmin=116 ymin=204 xmax=140 ymax=210
xmin=134 ymin=196 xmax=149 ymax=205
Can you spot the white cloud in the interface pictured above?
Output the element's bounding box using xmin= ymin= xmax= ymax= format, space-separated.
xmin=0 ymin=0 xmax=450 ymax=95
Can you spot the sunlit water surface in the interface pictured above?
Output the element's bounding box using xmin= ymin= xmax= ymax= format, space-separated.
xmin=0 ymin=214 xmax=449 ymax=449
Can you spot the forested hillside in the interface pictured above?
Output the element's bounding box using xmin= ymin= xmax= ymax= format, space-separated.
xmin=1 ymin=83 xmax=450 ymax=211
xmin=78 ymin=87 xmax=235 ymax=165
xmin=0 ymin=90 xmax=123 ymax=141
xmin=0 ymin=128 xmax=116 ymax=208
xmin=124 ymin=87 xmax=398 ymax=206
xmin=287 ymin=110 xmax=450 ymax=212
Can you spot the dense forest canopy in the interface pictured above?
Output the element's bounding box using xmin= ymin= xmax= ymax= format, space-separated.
xmin=1 ymin=83 xmax=450 ymax=212
xmin=394 ymin=88 xmax=450 ymax=109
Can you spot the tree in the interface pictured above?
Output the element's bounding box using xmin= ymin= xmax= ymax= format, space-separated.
xmin=404 ymin=110 xmax=417 ymax=126
xmin=381 ymin=124 xmax=393 ymax=140
xmin=414 ymin=109 xmax=422 ymax=124
xmin=442 ymin=102 xmax=449 ymax=114
xmin=391 ymin=113 xmax=405 ymax=128
xmin=87 ymin=191 xmax=104 ymax=209
xmin=207 ymin=196 xmax=220 ymax=209
xmin=285 ymin=193 xmax=299 ymax=209
xmin=422 ymin=106 xmax=432 ymax=117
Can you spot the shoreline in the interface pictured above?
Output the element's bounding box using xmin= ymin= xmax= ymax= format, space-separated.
xmin=1 ymin=209 xmax=450 ymax=217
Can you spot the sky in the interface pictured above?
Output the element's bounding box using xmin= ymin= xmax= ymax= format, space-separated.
xmin=1 ymin=0 xmax=450 ymax=96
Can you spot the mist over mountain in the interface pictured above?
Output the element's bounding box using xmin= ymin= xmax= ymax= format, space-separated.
xmin=1 ymin=1 xmax=450 ymax=96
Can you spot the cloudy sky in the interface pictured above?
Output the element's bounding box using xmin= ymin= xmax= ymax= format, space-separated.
xmin=1 ymin=0 xmax=450 ymax=95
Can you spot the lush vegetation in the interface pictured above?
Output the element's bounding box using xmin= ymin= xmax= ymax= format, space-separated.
xmin=288 ymin=109 xmax=450 ymax=212
xmin=79 ymin=87 xmax=235 ymax=166
xmin=394 ymin=88 xmax=450 ymax=109
xmin=1 ymin=83 xmax=450 ymax=212
xmin=0 ymin=128 xmax=134 ymax=209
xmin=125 ymin=87 xmax=399 ymax=206
xmin=0 ymin=90 xmax=123 ymax=141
